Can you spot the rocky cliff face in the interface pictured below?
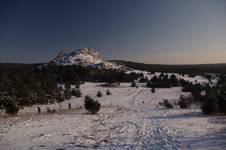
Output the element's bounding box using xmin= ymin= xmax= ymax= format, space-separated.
xmin=64 ymin=48 xmax=103 ymax=65
xmin=53 ymin=50 xmax=65 ymax=62
xmin=48 ymin=48 xmax=120 ymax=69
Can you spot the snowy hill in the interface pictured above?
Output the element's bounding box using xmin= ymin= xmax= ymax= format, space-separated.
xmin=48 ymin=48 xmax=120 ymax=69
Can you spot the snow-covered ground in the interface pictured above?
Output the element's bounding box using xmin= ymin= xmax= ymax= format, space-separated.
xmin=0 ymin=82 xmax=226 ymax=150
xmin=126 ymin=70 xmax=217 ymax=85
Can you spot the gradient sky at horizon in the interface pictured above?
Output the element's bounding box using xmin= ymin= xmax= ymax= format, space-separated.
xmin=0 ymin=0 xmax=226 ymax=64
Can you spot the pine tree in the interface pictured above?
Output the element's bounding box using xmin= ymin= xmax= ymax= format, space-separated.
xmin=84 ymin=95 xmax=101 ymax=114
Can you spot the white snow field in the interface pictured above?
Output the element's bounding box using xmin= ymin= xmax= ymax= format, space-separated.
xmin=0 ymin=82 xmax=226 ymax=150
xmin=126 ymin=70 xmax=213 ymax=85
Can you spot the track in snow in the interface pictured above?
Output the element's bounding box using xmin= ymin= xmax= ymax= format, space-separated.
xmin=129 ymin=89 xmax=191 ymax=150
xmin=59 ymin=88 xmax=191 ymax=150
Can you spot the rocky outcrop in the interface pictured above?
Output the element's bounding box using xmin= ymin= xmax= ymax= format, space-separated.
xmin=53 ymin=49 xmax=65 ymax=62
xmin=47 ymin=48 xmax=121 ymax=69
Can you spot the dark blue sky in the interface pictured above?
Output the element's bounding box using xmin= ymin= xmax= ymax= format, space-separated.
xmin=1 ymin=0 xmax=226 ymax=64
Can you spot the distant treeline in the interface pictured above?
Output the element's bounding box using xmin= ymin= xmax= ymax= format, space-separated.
xmin=112 ymin=60 xmax=226 ymax=74
xmin=0 ymin=63 xmax=140 ymax=83
xmin=0 ymin=63 xmax=40 ymax=72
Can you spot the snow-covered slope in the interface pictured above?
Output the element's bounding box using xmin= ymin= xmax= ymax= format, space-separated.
xmin=126 ymin=69 xmax=217 ymax=86
xmin=48 ymin=48 xmax=120 ymax=69
xmin=0 ymin=82 xmax=225 ymax=149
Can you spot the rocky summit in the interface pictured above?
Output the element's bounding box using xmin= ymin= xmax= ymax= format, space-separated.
xmin=49 ymin=48 xmax=120 ymax=69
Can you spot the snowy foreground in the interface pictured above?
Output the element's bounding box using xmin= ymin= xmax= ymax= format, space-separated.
xmin=0 ymin=82 xmax=226 ymax=150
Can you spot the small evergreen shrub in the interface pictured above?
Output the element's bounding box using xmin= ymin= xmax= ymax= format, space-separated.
xmin=106 ymin=89 xmax=111 ymax=95
xmin=47 ymin=107 xmax=51 ymax=113
xmin=38 ymin=106 xmax=41 ymax=114
xmin=84 ymin=95 xmax=101 ymax=114
xmin=217 ymin=95 xmax=226 ymax=113
xmin=146 ymin=80 xmax=153 ymax=88
xmin=191 ymin=90 xmax=201 ymax=101
xmin=160 ymin=99 xmax=173 ymax=108
xmin=178 ymin=95 xmax=193 ymax=109
xmin=75 ymin=85 xmax=80 ymax=89
xmin=164 ymin=100 xmax=173 ymax=108
xmin=72 ymin=89 xmax=82 ymax=97
xmin=182 ymin=86 xmax=190 ymax=92
xmin=139 ymin=77 xmax=148 ymax=83
xmin=47 ymin=107 xmax=56 ymax=113
xmin=97 ymin=91 xmax=102 ymax=97
xmin=131 ymin=81 xmax=136 ymax=87
xmin=4 ymin=101 xmax=19 ymax=115
xmin=201 ymin=99 xmax=216 ymax=115
xmin=64 ymin=89 xmax=71 ymax=100
xmin=68 ymin=103 xmax=71 ymax=109
xmin=151 ymin=75 xmax=158 ymax=82
xmin=54 ymin=87 xmax=65 ymax=102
